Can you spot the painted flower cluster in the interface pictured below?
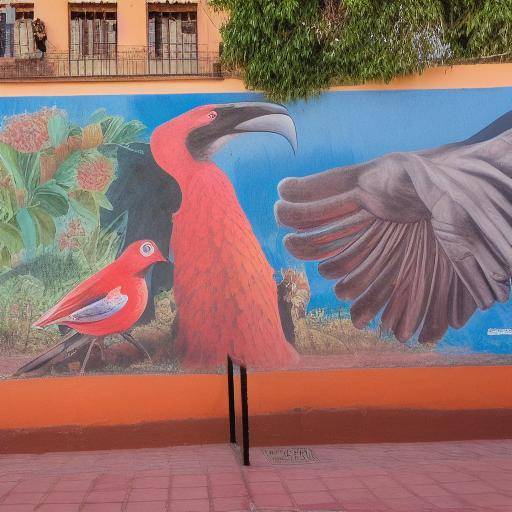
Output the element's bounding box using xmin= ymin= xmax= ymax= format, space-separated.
xmin=58 ymin=219 xmax=86 ymax=250
xmin=77 ymin=157 xmax=114 ymax=192
xmin=0 ymin=106 xmax=145 ymax=268
xmin=0 ymin=107 xmax=60 ymax=153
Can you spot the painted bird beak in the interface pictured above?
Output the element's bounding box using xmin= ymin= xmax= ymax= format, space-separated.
xmin=186 ymin=102 xmax=298 ymax=161
xmin=155 ymin=251 xmax=168 ymax=264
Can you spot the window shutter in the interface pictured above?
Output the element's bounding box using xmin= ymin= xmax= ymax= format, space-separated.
xmin=0 ymin=13 xmax=6 ymax=58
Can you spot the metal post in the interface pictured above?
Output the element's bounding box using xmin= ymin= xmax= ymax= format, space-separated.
xmin=240 ymin=365 xmax=250 ymax=466
xmin=227 ymin=356 xmax=236 ymax=444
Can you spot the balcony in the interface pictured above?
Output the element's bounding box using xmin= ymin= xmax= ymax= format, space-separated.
xmin=0 ymin=44 xmax=223 ymax=80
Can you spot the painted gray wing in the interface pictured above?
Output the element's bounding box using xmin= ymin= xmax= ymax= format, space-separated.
xmin=276 ymin=125 xmax=512 ymax=344
xmin=62 ymin=288 xmax=128 ymax=323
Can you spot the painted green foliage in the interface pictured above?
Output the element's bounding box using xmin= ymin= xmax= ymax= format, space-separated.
xmin=0 ymin=107 xmax=146 ymax=355
xmin=211 ymin=0 xmax=512 ymax=101
xmin=0 ymin=107 xmax=145 ymax=267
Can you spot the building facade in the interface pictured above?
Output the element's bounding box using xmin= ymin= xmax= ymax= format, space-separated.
xmin=0 ymin=0 xmax=223 ymax=78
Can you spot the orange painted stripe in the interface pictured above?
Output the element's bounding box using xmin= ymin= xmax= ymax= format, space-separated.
xmin=1 ymin=366 xmax=512 ymax=430
xmin=1 ymin=63 xmax=512 ymax=97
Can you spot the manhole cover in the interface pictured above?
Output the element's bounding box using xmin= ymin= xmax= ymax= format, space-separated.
xmin=262 ymin=447 xmax=319 ymax=465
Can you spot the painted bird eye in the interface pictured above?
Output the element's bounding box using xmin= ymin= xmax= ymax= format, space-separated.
xmin=208 ymin=111 xmax=217 ymax=120
xmin=140 ymin=242 xmax=155 ymax=257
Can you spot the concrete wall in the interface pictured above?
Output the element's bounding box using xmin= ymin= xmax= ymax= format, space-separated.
xmin=1 ymin=64 xmax=512 ymax=449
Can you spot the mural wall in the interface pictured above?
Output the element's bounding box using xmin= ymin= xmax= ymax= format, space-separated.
xmin=0 ymin=88 xmax=511 ymax=378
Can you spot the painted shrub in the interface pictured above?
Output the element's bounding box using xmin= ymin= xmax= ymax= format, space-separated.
xmin=0 ymin=88 xmax=511 ymax=377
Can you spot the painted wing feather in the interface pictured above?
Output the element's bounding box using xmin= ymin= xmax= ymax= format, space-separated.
xmin=276 ymin=123 xmax=512 ymax=344
xmin=57 ymin=287 xmax=128 ymax=324
xmin=33 ymin=265 xmax=116 ymax=327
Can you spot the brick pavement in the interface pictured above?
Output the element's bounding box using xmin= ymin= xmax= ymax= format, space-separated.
xmin=1 ymin=440 xmax=512 ymax=511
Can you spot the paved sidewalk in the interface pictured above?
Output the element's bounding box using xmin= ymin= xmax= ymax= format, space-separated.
xmin=0 ymin=440 xmax=512 ymax=511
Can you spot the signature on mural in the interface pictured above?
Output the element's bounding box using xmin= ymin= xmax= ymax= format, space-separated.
xmin=0 ymin=101 xmax=511 ymax=377
xmin=488 ymin=328 xmax=512 ymax=336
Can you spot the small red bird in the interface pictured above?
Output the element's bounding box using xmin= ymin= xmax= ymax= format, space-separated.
xmin=15 ymin=240 xmax=166 ymax=375
xmin=151 ymin=102 xmax=300 ymax=369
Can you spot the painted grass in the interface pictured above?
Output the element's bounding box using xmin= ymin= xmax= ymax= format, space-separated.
xmin=0 ymin=247 xmax=113 ymax=355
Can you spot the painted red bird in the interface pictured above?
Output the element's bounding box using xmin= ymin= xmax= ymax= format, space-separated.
xmin=150 ymin=102 xmax=300 ymax=369
xmin=15 ymin=240 xmax=166 ymax=375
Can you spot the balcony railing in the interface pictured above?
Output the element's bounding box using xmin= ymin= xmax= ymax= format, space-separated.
xmin=0 ymin=44 xmax=223 ymax=80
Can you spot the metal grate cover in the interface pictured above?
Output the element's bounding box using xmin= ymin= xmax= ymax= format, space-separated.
xmin=262 ymin=447 xmax=319 ymax=465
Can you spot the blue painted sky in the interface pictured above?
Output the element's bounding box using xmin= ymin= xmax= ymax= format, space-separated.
xmin=1 ymin=87 xmax=512 ymax=354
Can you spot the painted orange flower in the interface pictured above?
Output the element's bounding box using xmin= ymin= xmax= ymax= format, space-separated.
xmin=76 ymin=157 xmax=113 ymax=191
xmin=0 ymin=173 xmax=12 ymax=188
xmin=58 ymin=218 xmax=86 ymax=250
xmin=0 ymin=108 xmax=63 ymax=154
xmin=68 ymin=219 xmax=85 ymax=237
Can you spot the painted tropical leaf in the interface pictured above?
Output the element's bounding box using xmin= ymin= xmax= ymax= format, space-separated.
xmin=29 ymin=207 xmax=56 ymax=246
xmin=54 ymin=151 xmax=81 ymax=188
xmin=100 ymin=116 xmax=146 ymax=146
xmin=18 ymin=152 xmax=41 ymax=191
xmin=0 ymin=188 xmax=15 ymax=222
xmin=106 ymin=210 xmax=128 ymax=257
xmin=0 ymin=246 xmax=11 ymax=267
xmin=0 ymin=142 xmax=25 ymax=189
xmin=0 ymin=221 xmax=23 ymax=253
xmin=93 ymin=191 xmax=113 ymax=211
xmin=69 ymin=189 xmax=98 ymax=223
xmin=82 ymin=210 xmax=127 ymax=266
xmin=69 ymin=125 xmax=82 ymax=138
xmin=15 ymin=207 xmax=37 ymax=254
xmin=33 ymin=181 xmax=69 ymax=217
xmin=90 ymin=108 xmax=108 ymax=124
xmin=48 ymin=113 xmax=70 ymax=148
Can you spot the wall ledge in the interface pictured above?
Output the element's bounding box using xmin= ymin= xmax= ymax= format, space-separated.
xmin=2 ymin=63 xmax=512 ymax=96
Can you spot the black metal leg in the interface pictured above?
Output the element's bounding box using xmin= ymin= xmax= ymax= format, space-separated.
xmin=227 ymin=356 xmax=236 ymax=444
xmin=240 ymin=365 xmax=250 ymax=466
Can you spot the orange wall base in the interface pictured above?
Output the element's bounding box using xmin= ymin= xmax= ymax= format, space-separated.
xmin=1 ymin=366 xmax=512 ymax=431
xmin=2 ymin=408 xmax=512 ymax=454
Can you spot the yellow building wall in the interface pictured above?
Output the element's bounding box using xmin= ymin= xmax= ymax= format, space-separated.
xmin=29 ymin=0 xmax=222 ymax=54
xmin=197 ymin=1 xmax=224 ymax=53
xmin=117 ymin=0 xmax=147 ymax=48
xmin=33 ymin=0 xmax=69 ymax=53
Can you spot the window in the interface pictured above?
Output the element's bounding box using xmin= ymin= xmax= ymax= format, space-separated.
xmin=69 ymin=3 xmax=117 ymax=59
xmin=14 ymin=4 xmax=34 ymax=57
xmin=148 ymin=3 xmax=197 ymax=75
xmin=0 ymin=12 xmax=6 ymax=57
xmin=0 ymin=2 xmax=16 ymax=57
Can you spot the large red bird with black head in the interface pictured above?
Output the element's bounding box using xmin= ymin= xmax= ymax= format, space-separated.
xmin=150 ymin=102 xmax=300 ymax=369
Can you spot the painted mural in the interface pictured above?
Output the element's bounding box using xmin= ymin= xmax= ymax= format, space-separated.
xmin=0 ymin=89 xmax=511 ymax=378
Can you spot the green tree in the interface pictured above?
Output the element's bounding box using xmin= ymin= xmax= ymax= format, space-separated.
xmin=211 ymin=0 xmax=512 ymax=101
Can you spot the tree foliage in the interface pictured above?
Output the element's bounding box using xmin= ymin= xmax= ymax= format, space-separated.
xmin=210 ymin=0 xmax=512 ymax=101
